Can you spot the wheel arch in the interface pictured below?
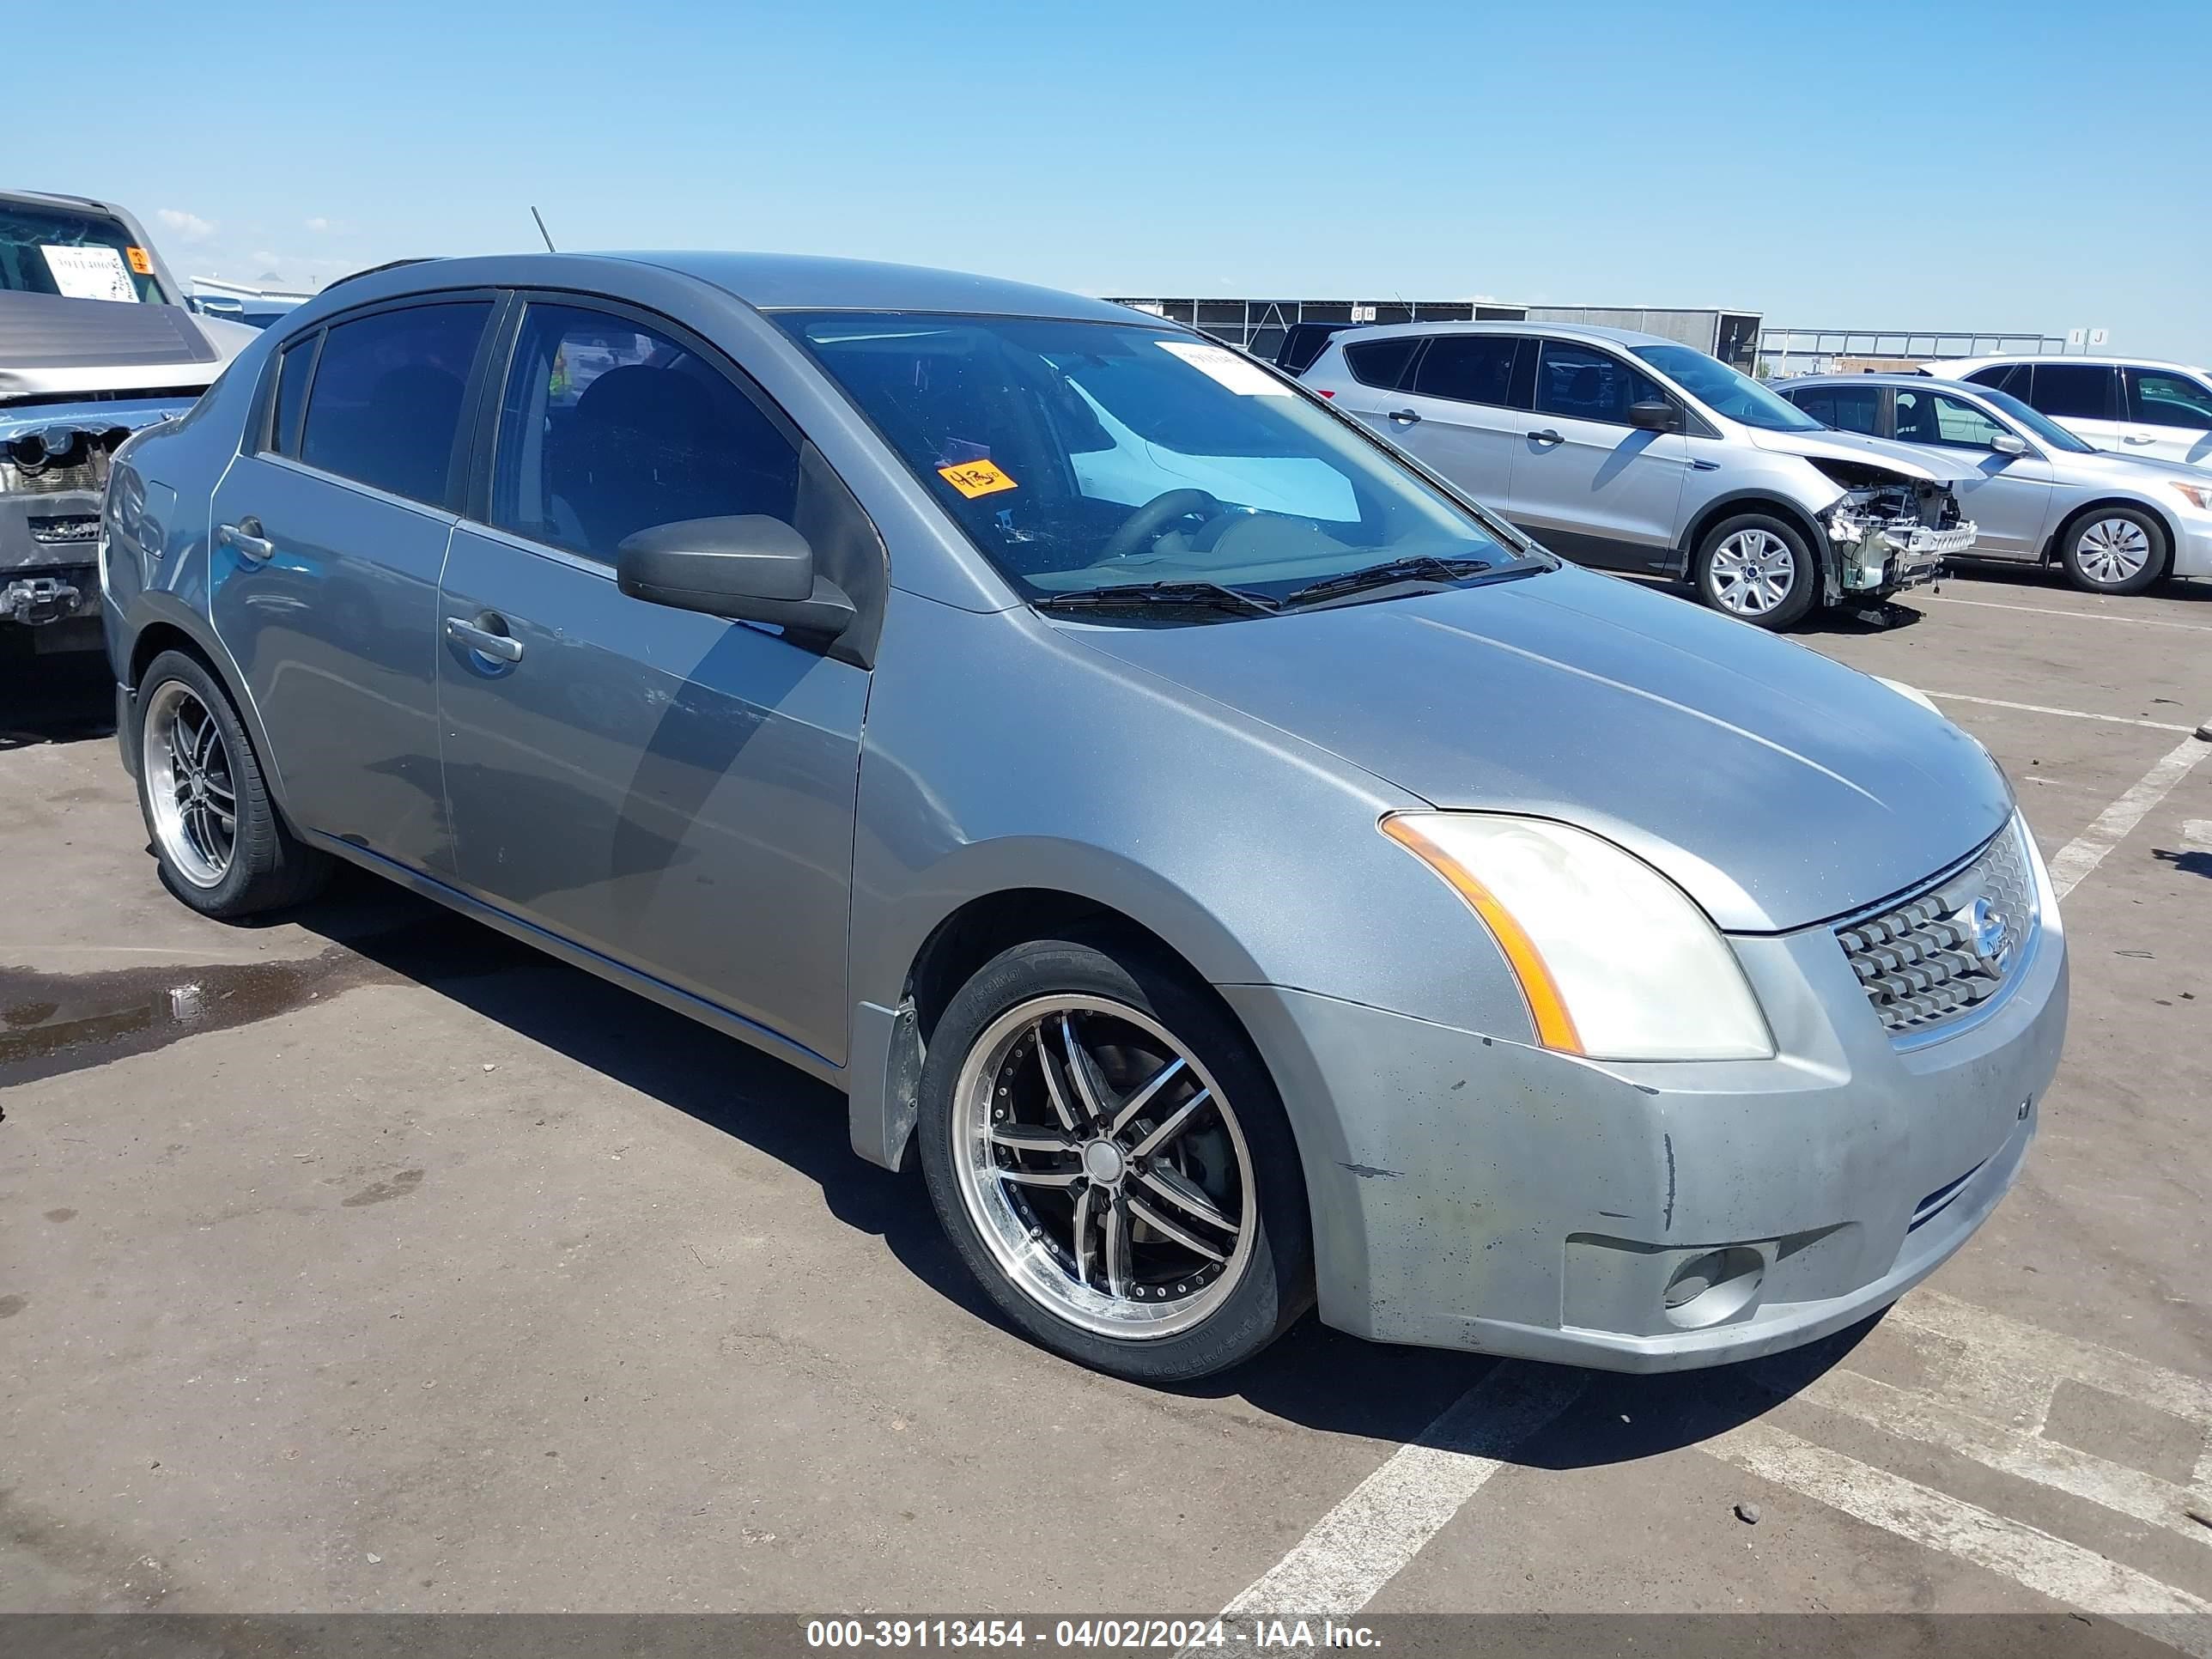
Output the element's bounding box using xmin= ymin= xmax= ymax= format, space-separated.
xmin=121 ymin=605 xmax=295 ymax=822
xmin=1678 ymin=492 xmax=1830 ymax=573
xmin=2039 ymin=495 xmax=2179 ymax=568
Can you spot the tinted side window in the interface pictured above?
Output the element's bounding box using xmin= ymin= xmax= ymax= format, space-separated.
xmin=1412 ymin=337 xmax=1520 ymax=407
xmin=2027 ymin=363 xmax=2118 ymax=421
xmin=2127 ymin=368 xmax=2212 ymax=431
xmin=1343 ymin=337 xmax=1419 ymax=390
xmin=490 ymin=302 xmax=800 ymax=564
xmin=1534 ymin=342 xmax=1666 ymax=425
xmin=1788 ymin=386 xmax=1881 ymax=434
xmin=1895 ymin=387 xmax=2006 ymax=448
xmin=266 ymin=333 xmax=318 ymax=458
xmin=1964 ymin=364 xmax=2029 ymax=398
xmin=298 ymin=303 xmax=491 ymax=505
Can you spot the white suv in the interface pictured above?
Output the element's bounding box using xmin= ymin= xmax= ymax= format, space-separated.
xmin=1300 ymin=322 xmax=1978 ymax=629
xmin=1932 ymin=356 xmax=2212 ymax=471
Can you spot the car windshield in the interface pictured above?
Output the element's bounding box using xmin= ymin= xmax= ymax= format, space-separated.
xmin=1972 ymin=384 xmax=2096 ymax=453
xmin=0 ymin=202 xmax=167 ymax=305
xmin=779 ymin=311 xmax=1543 ymax=607
xmin=1631 ymin=343 xmax=1825 ymax=433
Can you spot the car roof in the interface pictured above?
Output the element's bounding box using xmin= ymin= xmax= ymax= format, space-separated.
xmin=311 ymin=250 xmax=1148 ymax=325
xmin=1779 ymin=373 xmax=1991 ymax=391
xmin=0 ymin=186 xmax=123 ymax=215
xmin=1938 ymin=352 xmax=2206 ymax=374
xmin=1320 ymin=319 xmax=1681 ymax=351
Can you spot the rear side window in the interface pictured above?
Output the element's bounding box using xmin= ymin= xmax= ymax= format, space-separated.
xmin=1534 ymin=342 xmax=1667 ymax=425
xmin=1411 ymin=337 xmax=1520 ymax=407
xmin=1966 ymin=362 xmax=2031 ymax=398
xmin=489 ymin=301 xmax=800 ymax=564
xmin=1786 ymin=385 xmax=1881 ymax=434
xmin=299 ymin=302 xmax=492 ymax=505
xmin=2027 ymin=363 xmax=2118 ymax=422
xmin=1342 ymin=337 xmax=1419 ymax=390
xmin=266 ymin=334 xmax=318 ymax=457
xmin=2127 ymin=368 xmax=2212 ymax=431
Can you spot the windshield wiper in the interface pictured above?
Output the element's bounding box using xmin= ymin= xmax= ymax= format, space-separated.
xmin=1279 ymin=555 xmax=1498 ymax=609
xmin=1034 ymin=580 xmax=1281 ymax=617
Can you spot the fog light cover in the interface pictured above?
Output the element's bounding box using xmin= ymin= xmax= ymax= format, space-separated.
xmin=1662 ymin=1246 xmax=1765 ymax=1329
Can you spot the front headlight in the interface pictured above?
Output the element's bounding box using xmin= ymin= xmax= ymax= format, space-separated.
xmin=2166 ymin=481 xmax=2212 ymax=512
xmin=1382 ymin=812 xmax=1774 ymax=1061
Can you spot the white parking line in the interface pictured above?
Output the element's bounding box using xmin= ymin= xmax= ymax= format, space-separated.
xmin=1198 ymin=1364 xmax=1582 ymax=1625
xmin=1705 ymin=1421 xmax=2212 ymax=1646
xmin=1923 ymin=691 xmax=2196 ymax=734
xmin=1925 ymin=594 xmax=2212 ymax=634
xmin=2045 ymin=736 xmax=2212 ymax=900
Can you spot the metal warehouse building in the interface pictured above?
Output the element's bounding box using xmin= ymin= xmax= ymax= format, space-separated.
xmin=1105 ymin=297 xmax=1765 ymax=370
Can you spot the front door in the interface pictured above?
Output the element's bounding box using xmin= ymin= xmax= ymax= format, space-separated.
xmin=1509 ymin=340 xmax=1687 ymax=568
xmin=206 ymin=298 xmax=494 ymax=873
xmin=1890 ymin=385 xmax=2056 ymax=559
xmin=434 ymin=300 xmax=870 ymax=1066
xmin=2119 ymin=367 xmax=2212 ymax=467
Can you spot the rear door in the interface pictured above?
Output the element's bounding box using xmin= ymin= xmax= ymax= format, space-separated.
xmin=206 ymin=296 xmax=495 ymax=875
xmin=1890 ymin=385 xmax=2055 ymax=559
xmin=1383 ymin=333 xmax=1528 ymax=513
xmin=2118 ymin=367 xmax=2212 ymax=467
xmin=434 ymin=296 xmax=874 ymax=1066
xmin=2022 ymin=362 xmax=2124 ymax=452
xmin=1510 ymin=339 xmax=1687 ymax=568
xmin=1318 ymin=334 xmax=1422 ymax=430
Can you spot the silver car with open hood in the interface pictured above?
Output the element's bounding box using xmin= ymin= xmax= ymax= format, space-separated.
xmin=1 ymin=188 xmax=252 ymax=648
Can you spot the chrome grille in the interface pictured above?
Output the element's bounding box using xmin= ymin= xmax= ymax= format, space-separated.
xmin=1836 ymin=822 xmax=2038 ymax=1037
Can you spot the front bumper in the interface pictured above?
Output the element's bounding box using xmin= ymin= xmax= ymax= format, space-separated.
xmin=1836 ymin=520 xmax=1976 ymax=597
xmin=2172 ymin=515 xmax=2212 ymax=580
xmin=1223 ymin=874 xmax=2067 ymax=1371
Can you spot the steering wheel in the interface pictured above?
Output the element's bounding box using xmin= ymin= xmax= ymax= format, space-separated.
xmin=1091 ymin=489 xmax=1223 ymax=565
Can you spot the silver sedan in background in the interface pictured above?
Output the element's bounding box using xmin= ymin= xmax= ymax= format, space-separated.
xmin=1778 ymin=374 xmax=2212 ymax=595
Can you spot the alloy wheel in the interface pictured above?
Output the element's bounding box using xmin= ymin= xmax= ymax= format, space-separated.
xmin=1709 ymin=529 xmax=1798 ymax=616
xmin=143 ymin=681 xmax=237 ymax=889
xmin=2075 ymin=517 xmax=2151 ymax=585
xmin=951 ymin=994 xmax=1257 ymax=1340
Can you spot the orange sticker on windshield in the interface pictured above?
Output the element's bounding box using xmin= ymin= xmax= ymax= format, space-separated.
xmin=125 ymin=246 xmax=154 ymax=275
xmin=938 ymin=459 xmax=1017 ymax=499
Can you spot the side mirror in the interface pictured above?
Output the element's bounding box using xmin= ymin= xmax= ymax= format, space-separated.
xmin=1627 ymin=399 xmax=1682 ymax=433
xmin=617 ymin=515 xmax=856 ymax=643
xmin=1990 ymin=432 xmax=2028 ymax=456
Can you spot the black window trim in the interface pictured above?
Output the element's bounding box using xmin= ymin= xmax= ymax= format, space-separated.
xmin=242 ymin=285 xmax=506 ymax=516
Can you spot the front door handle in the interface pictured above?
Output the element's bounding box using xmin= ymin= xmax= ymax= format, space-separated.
xmin=216 ymin=517 xmax=275 ymax=563
xmin=446 ymin=614 xmax=524 ymax=663
xmin=1528 ymin=428 xmax=1565 ymax=447
xmin=2122 ymin=434 xmax=2156 ymax=444
xmin=1387 ymin=408 xmax=1421 ymax=425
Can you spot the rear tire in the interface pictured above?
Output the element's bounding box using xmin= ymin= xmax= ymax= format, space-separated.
xmin=917 ymin=935 xmax=1313 ymax=1382
xmin=2057 ymin=507 xmax=2167 ymax=595
xmin=1693 ymin=512 xmax=1821 ymax=629
xmin=135 ymin=649 xmax=331 ymax=919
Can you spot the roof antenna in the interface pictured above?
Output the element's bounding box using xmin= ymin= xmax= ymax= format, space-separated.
xmin=530 ymin=206 xmax=557 ymax=253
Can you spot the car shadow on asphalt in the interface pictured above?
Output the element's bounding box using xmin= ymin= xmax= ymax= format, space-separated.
xmin=289 ymin=885 xmax=1873 ymax=1470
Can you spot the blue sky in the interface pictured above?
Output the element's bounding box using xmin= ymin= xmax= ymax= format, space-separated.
xmin=73 ymin=0 xmax=2212 ymax=362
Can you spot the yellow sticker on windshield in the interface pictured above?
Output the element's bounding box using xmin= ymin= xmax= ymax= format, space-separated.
xmin=125 ymin=246 xmax=154 ymax=275
xmin=939 ymin=459 xmax=1018 ymax=499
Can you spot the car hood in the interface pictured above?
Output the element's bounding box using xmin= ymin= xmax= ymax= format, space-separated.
xmin=1746 ymin=425 xmax=1983 ymax=484
xmin=0 ymin=289 xmax=241 ymax=404
xmin=1062 ymin=565 xmax=2010 ymax=933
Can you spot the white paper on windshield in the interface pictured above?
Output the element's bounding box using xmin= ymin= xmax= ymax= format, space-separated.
xmin=41 ymin=245 xmax=138 ymax=302
xmin=1156 ymin=340 xmax=1291 ymax=396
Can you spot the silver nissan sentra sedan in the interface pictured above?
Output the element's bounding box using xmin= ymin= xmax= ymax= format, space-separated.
xmin=100 ymin=253 xmax=2068 ymax=1382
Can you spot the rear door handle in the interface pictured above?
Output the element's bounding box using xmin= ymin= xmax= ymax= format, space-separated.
xmin=216 ymin=517 xmax=274 ymax=562
xmin=446 ymin=614 xmax=524 ymax=663
xmin=1528 ymin=428 xmax=1564 ymax=447
xmin=1387 ymin=408 xmax=1421 ymax=424
xmin=2122 ymin=434 xmax=2155 ymax=444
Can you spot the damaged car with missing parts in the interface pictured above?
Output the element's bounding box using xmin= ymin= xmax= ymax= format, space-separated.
xmin=1298 ymin=321 xmax=1978 ymax=627
xmin=2 ymin=187 xmax=252 ymax=653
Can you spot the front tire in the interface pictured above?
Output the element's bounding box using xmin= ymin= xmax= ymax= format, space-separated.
xmin=136 ymin=649 xmax=331 ymax=919
xmin=917 ymin=936 xmax=1312 ymax=1382
xmin=2058 ymin=507 xmax=2168 ymax=595
xmin=1693 ymin=512 xmax=1820 ymax=629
